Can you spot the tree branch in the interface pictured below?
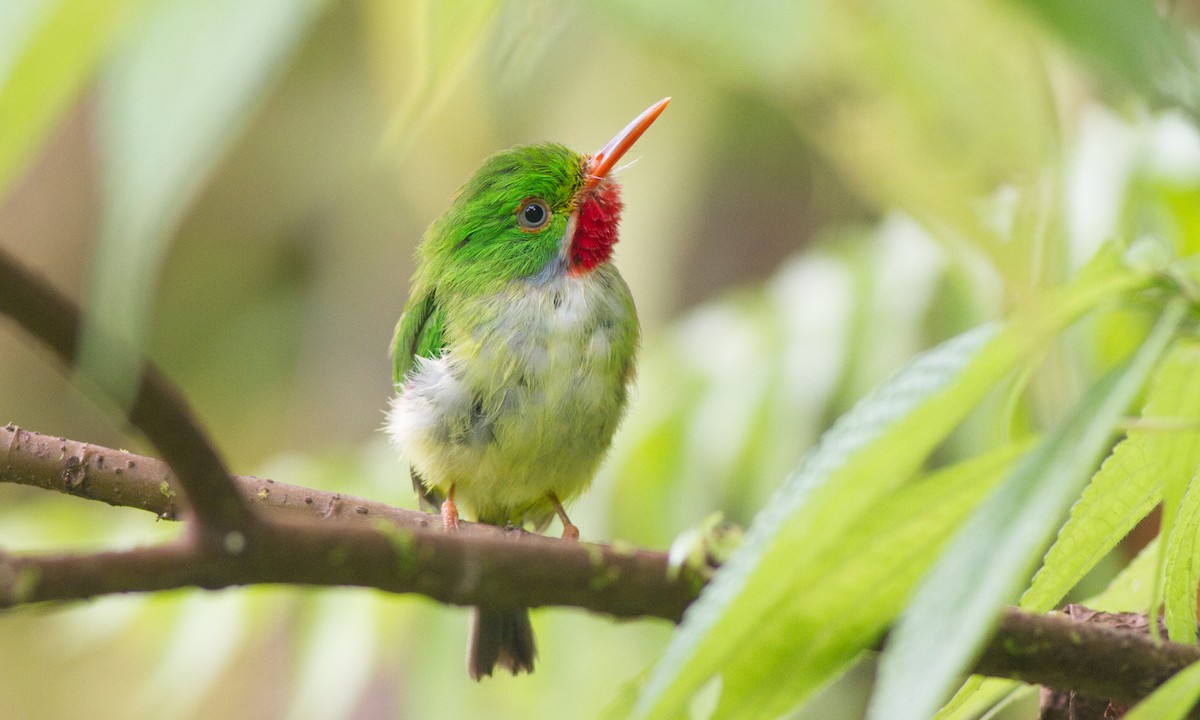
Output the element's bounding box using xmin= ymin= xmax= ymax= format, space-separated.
xmin=3 ymin=251 xmax=1198 ymax=710
xmin=0 ymin=249 xmax=256 ymax=542
xmin=4 ymin=424 xmax=1200 ymax=707
xmin=0 ymin=424 xmax=698 ymax=620
xmin=981 ymin=606 xmax=1200 ymax=707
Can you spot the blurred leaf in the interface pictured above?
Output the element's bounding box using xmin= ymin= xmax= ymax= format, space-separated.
xmin=630 ymin=254 xmax=1144 ymax=720
xmin=813 ymin=0 xmax=1058 ymax=276
xmin=0 ymin=0 xmax=149 ymax=199
xmin=931 ymin=677 xmax=1028 ymax=720
xmin=1007 ymin=0 xmax=1200 ymax=114
xmin=1121 ymin=659 xmax=1200 ymax=720
xmin=631 ymin=326 xmax=993 ymax=720
xmin=606 ymin=223 xmax=950 ymax=545
xmin=1085 ymin=536 xmax=1161 ymax=612
xmin=868 ymin=299 xmax=1186 ymax=720
xmin=81 ymin=0 xmax=328 ymax=402
xmin=286 ymin=592 xmax=379 ymax=720
xmin=131 ymin=592 xmax=249 ymax=718
xmin=609 ymin=0 xmax=1059 ymax=282
xmin=367 ymin=0 xmax=502 ymax=154
xmin=605 ymin=250 xmax=858 ymax=542
xmin=718 ymin=440 xmax=1030 ymax=719
xmin=1022 ymin=338 xmax=1200 ymax=612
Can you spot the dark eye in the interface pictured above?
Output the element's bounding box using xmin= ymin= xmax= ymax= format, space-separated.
xmin=517 ymin=198 xmax=551 ymax=230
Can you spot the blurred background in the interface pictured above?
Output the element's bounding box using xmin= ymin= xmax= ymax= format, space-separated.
xmin=2 ymin=0 xmax=1199 ymax=718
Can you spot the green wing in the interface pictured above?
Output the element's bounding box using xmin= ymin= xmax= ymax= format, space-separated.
xmin=389 ymin=286 xmax=448 ymax=511
xmin=389 ymin=287 xmax=448 ymax=386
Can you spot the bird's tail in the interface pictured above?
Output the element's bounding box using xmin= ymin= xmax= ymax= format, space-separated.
xmin=467 ymin=607 xmax=536 ymax=680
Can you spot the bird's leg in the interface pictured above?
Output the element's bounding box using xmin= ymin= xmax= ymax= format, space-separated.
xmin=547 ymin=492 xmax=579 ymax=541
xmin=441 ymin=484 xmax=459 ymax=532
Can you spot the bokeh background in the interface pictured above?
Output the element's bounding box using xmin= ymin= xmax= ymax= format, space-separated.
xmin=2 ymin=1 xmax=1199 ymax=718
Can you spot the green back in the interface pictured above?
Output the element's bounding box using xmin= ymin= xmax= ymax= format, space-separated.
xmin=390 ymin=143 xmax=587 ymax=384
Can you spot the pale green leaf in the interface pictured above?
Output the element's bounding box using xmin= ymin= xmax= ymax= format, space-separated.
xmin=719 ymin=441 xmax=1031 ymax=719
xmin=867 ymin=299 xmax=1186 ymax=720
xmin=931 ymin=677 xmax=1027 ymax=720
xmin=81 ymin=0 xmax=328 ymax=401
xmin=1085 ymin=536 xmax=1160 ymax=613
xmin=1166 ymin=469 xmax=1200 ymax=642
xmin=631 ymin=257 xmax=1146 ymax=720
xmin=0 ymin=0 xmax=149 ymax=198
xmin=286 ymin=592 xmax=379 ymax=720
xmin=131 ymin=592 xmax=248 ymax=718
xmin=368 ymin=0 xmax=503 ymax=154
xmin=1008 ymin=0 xmax=1200 ymax=113
xmin=1023 ymin=338 xmax=1200 ymax=612
xmin=1122 ymin=659 xmax=1200 ymax=720
xmin=1145 ymin=339 xmax=1200 ymax=641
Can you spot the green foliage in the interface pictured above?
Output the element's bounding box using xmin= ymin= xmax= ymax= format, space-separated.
xmin=80 ymin=0 xmax=328 ymax=403
xmin=1020 ymin=341 xmax=1200 ymax=614
xmin=931 ymin=677 xmax=1029 ymax=720
xmin=6 ymin=0 xmax=1200 ymax=719
xmin=0 ymin=0 xmax=149 ymax=198
xmin=869 ymin=302 xmax=1185 ymax=720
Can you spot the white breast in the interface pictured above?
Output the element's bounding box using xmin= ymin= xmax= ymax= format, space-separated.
xmin=386 ymin=266 xmax=637 ymax=521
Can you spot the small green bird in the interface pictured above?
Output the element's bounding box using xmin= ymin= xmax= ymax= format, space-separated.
xmin=386 ymin=98 xmax=670 ymax=679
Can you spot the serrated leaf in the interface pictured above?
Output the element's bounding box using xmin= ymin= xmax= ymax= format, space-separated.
xmin=1085 ymin=536 xmax=1161 ymax=613
xmin=867 ymin=299 xmax=1186 ymax=720
xmin=717 ymin=441 xmax=1031 ymax=719
xmin=1022 ymin=339 xmax=1200 ymax=613
xmin=630 ymin=258 xmax=1146 ymax=720
xmin=80 ymin=0 xmax=328 ymax=402
xmin=1122 ymin=659 xmax=1200 ymax=720
xmin=1142 ymin=339 xmax=1200 ymax=642
xmin=1165 ymin=468 xmax=1200 ymax=642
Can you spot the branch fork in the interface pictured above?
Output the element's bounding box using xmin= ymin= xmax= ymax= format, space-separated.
xmin=1 ymin=248 xmax=1197 ymax=710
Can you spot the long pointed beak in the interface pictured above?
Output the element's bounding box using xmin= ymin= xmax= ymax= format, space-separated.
xmin=583 ymin=97 xmax=671 ymax=193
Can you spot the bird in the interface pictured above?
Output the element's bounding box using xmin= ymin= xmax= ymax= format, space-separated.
xmin=386 ymin=98 xmax=670 ymax=680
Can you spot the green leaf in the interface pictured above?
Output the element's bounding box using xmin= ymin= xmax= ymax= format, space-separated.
xmin=0 ymin=0 xmax=149 ymax=198
xmin=1166 ymin=471 xmax=1200 ymax=641
xmin=1022 ymin=338 xmax=1200 ymax=613
xmin=1147 ymin=340 xmax=1200 ymax=642
xmin=867 ymin=299 xmax=1186 ymax=720
xmin=630 ymin=258 xmax=1146 ymax=720
xmin=80 ymin=0 xmax=328 ymax=401
xmin=369 ymin=0 xmax=503 ymax=155
xmin=1007 ymin=0 xmax=1200 ymax=113
xmin=1122 ymin=659 xmax=1200 ymax=720
xmin=722 ymin=441 xmax=1031 ymax=719
xmin=1085 ymin=536 xmax=1160 ymax=613
xmin=931 ymin=677 xmax=1028 ymax=720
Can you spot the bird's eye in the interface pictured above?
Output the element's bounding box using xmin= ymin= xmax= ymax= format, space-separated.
xmin=516 ymin=198 xmax=551 ymax=231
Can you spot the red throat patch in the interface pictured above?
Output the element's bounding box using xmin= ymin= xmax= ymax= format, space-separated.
xmin=570 ymin=181 xmax=623 ymax=273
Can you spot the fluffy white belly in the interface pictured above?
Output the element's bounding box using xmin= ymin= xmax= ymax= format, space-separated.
xmin=386 ymin=268 xmax=637 ymax=523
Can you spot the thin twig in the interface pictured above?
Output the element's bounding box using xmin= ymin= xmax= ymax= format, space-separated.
xmin=0 ymin=249 xmax=257 ymax=543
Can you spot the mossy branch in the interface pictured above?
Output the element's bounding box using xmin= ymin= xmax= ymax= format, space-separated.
xmin=1 ymin=249 xmax=1198 ymax=711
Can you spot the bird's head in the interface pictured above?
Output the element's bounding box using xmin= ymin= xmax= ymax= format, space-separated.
xmin=421 ymin=98 xmax=670 ymax=293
